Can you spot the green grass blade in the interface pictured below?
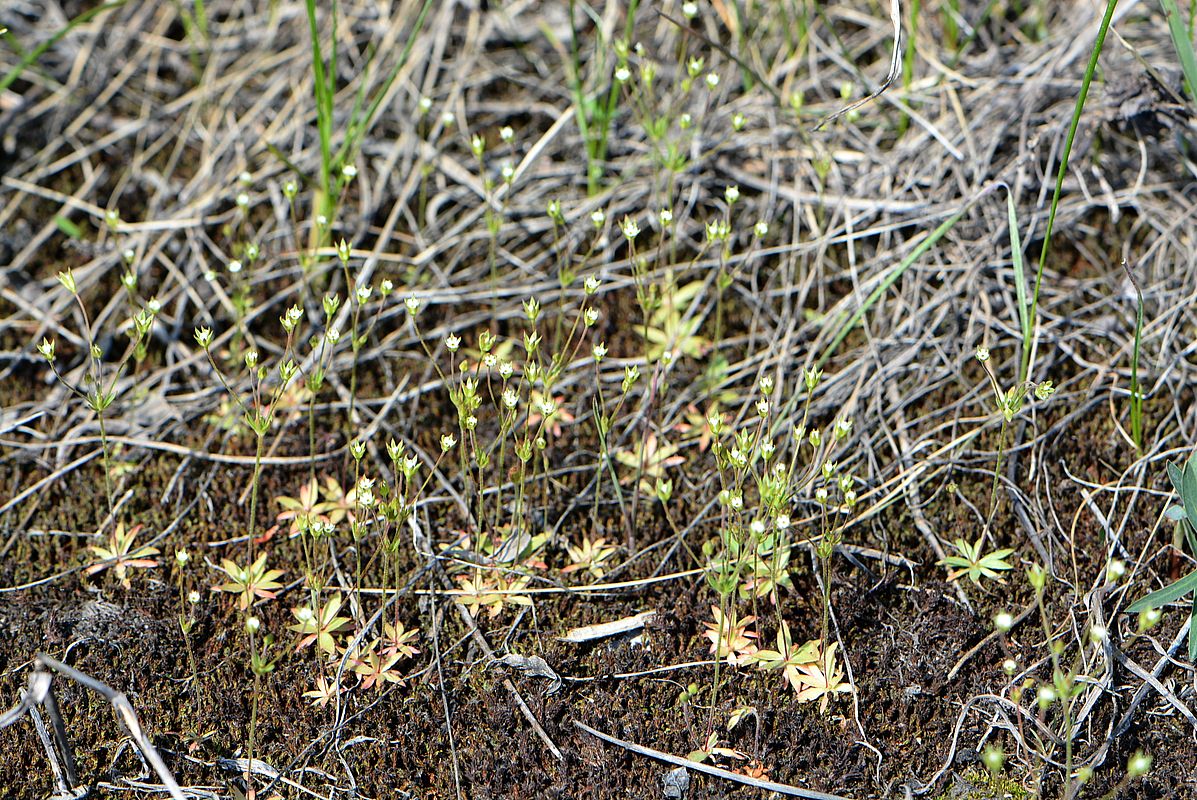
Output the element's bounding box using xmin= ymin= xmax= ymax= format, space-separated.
xmin=1007 ymin=188 xmax=1030 ymax=351
xmin=0 ymin=1 xmax=127 ymax=94
xmin=1189 ymin=602 xmax=1197 ymax=660
xmin=1161 ymin=0 xmax=1197 ymax=104
xmin=816 ymin=198 xmax=980 ymax=369
xmin=1126 ymin=569 xmax=1197 ymax=613
xmin=338 ymin=0 xmax=434 ymax=167
xmin=1021 ymin=0 xmax=1119 ymax=382
xmin=304 ymin=0 xmax=334 ymax=197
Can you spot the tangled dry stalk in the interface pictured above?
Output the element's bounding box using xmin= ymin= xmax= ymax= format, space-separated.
xmin=3 ymin=0 xmax=1197 ymax=797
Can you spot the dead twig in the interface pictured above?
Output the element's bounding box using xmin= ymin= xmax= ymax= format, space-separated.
xmin=574 ymin=719 xmax=852 ymax=800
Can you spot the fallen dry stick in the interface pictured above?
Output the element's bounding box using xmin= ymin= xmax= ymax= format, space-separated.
xmin=573 ymin=719 xmax=852 ymax=800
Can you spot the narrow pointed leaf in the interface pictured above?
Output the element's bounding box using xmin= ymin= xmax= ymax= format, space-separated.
xmin=1126 ymin=569 xmax=1197 ymax=613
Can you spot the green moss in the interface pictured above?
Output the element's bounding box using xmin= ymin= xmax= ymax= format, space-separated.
xmin=935 ymin=769 xmax=1034 ymax=800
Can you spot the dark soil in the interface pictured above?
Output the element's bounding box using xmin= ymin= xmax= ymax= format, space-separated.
xmin=1 ymin=375 xmax=1193 ymax=799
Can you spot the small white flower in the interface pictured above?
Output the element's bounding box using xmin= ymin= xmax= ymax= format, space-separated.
xmin=591 ymin=208 xmax=606 ymax=227
xmin=502 ymin=388 xmax=519 ymax=409
xmin=326 ymin=327 xmax=341 ymax=344
xmin=815 ymin=487 xmax=829 ymax=504
xmin=147 ymin=297 xmax=162 ymax=314
xmin=620 ymin=216 xmax=640 ymax=239
xmin=484 ymin=353 xmax=498 ymax=369
xmin=975 ymin=346 xmax=990 ymax=362
xmin=501 ymin=162 xmax=515 ymax=182
xmin=499 ymin=361 xmax=513 ymax=379
xmin=245 ymin=616 xmax=261 ymax=634
xmin=175 ymin=549 xmax=189 ymax=567
xmin=235 ymin=192 xmax=249 ymax=208
xmin=754 ymin=220 xmax=769 ymax=237
xmin=446 ymin=333 xmax=461 ymax=352
xmin=750 ymin=519 xmax=766 ymax=536
xmin=724 ymin=185 xmax=740 ymax=204
xmin=295 ymin=606 xmax=315 ymax=624
xmin=775 ymin=515 xmax=791 ymax=531
xmin=705 ymin=72 xmax=720 ymax=89
xmin=188 ymin=590 xmax=200 ymax=604
xmin=440 ymin=110 xmax=456 ymax=127
xmin=441 ymin=433 xmax=456 ymax=452
xmin=405 ymin=295 xmax=421 ymax=315
xmin=584 ymin=275 xmax=601 ymax=295
xmin=614 ymin=65 xmax=631 ymax=82
xmin=682 ymin=1 xmax=698 ymax=18
xmin=418 ymin=96 xmax=432 ymax=114
xmin=499 ymin=125 xmax=514 ymax=142
xmin=593 ymin=342 xmax=608 ymax=361
xmin=729 ymin=494 xmax=744 ymax=512
xmin=993 ymin=612 xmax=1015 ymax=633
xmin=228 ymin=259 xmax=243 ymax=274
xmin=342 ymin=164 xmax=357 ymax=179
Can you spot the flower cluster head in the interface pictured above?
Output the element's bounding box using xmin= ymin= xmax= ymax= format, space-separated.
xmin=280 ymin=304 xmax=303 ymax=334
xmin=620 ymin=216 xmax=640 ymax=240
xmin=705 ymin=219 xmax=731 ymax=243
